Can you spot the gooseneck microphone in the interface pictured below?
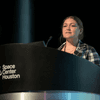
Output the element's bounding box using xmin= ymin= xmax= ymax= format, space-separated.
xmin=45 ymin=36 xmax=53 ymax=47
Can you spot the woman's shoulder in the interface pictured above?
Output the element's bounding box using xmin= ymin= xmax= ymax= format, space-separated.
xmin=79 ymin=40 xmax=95 ymax=50
xmin=57 ymin=40 xmax=96 ymax=52
xmin=80 ymin=41 xmax=98 ymax=54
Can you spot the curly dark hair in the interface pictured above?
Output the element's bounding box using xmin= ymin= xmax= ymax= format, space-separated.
xmin=59 ymin=16 xmax=84 ymax=44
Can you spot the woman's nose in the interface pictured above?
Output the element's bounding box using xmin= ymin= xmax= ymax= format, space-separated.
xmin=66 ymin=27 xmax=71 ymax=31
xmin=67 ymin=28 xmax=71 ymax=31
xmin=66 ymin=25 xmax=71 ymax=30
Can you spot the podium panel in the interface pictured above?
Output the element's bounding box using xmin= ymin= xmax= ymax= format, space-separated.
xmin=0 ymin=42 xmax=100 ymax=99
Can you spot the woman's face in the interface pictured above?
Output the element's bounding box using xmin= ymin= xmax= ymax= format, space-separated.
xmin=62 ymin=18 xmax=81 ymax=39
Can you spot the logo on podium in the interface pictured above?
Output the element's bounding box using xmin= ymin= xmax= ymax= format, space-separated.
xmin=0 ymin=64 xmax=20 ymax=80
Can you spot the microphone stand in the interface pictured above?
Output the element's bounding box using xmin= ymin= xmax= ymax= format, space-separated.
xmin=45 ymin=36 xmax=53 ymax=47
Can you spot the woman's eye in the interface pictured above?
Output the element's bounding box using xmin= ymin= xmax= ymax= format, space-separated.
xmin=63 ymin=25 xmax=76 ymax=27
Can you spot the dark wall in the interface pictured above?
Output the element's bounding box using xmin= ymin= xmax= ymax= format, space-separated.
xmin=0 ymin=0 xmax=99 ymax=54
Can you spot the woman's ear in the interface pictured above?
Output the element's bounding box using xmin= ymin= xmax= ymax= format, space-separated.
xmin=80 ymin=28 xmax=83 ymax=34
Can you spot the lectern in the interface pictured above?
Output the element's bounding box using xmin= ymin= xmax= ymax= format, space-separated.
xmin=0 ymin=41 xmax=100 ymax=100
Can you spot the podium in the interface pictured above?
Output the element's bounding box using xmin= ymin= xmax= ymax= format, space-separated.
xmin=0 ymin=41 xmax=100 ymax=100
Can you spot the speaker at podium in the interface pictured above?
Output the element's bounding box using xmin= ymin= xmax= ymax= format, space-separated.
xmin=0 ymin=41 xmax=100 ymax=100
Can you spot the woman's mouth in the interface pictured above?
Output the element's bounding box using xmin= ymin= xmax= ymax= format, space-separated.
xmin=66 ymin=32 xmax=72 ymax=33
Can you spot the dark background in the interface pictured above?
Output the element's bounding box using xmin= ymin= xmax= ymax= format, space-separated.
xmin=0 ymin=0 xmax=99 ymax=54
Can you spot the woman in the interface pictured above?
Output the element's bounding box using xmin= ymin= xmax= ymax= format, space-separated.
xmin=57 ymin=16 xmax=100 ymax=67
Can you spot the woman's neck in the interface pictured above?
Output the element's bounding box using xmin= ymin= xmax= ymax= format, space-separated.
xmin=65 ymin=38 xmax=79 ymax=48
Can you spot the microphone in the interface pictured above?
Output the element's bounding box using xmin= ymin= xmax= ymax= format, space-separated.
xmin=45 ymin=36 xmax=53 ymax=47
